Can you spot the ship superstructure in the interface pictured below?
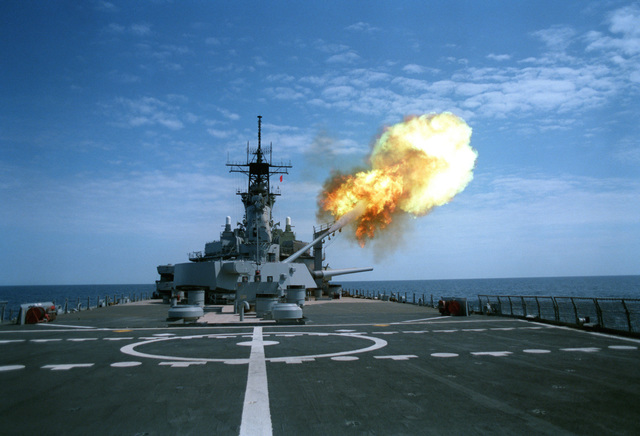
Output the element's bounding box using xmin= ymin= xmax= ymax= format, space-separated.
xmin=157 ymin=116 xmax=371 ymax=306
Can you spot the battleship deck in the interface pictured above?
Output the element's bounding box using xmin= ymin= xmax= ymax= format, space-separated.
xmin=1 ymin=298 xmax=639 ymax=435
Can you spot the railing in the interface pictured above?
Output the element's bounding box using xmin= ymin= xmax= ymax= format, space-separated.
xmin=0 ymin=292 xmax=151 ymax=324
xmin=478 ymin=295 xmax=640 ymax=334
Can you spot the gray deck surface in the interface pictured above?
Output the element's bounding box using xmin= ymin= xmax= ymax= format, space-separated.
xmin=1 ymin=298 xmax=639 ymax=435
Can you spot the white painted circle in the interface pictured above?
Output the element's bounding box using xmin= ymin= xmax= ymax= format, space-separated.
xmin=120 ymin=332 xmax=387 ymax=364
xmin=431 ymin=353 xmax=458 ymax=358
xmin=0 ymin=365 xmax=25 ymax=372
xmin=110 ymin=361 xmax=143 ymax=368
xmin=523 ymin=349 xmax=551 ymax=354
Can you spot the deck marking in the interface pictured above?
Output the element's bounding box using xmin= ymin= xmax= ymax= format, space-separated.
xmin=104 ymin=337 xmax=134 ymax=341
xmin=30 ymin=339 xmax=62 ymax=343
xmin=239 ymin=326 xmax=272 ymax=436
xmin=431 ymin=353 xmax=459 ymax=358
xmin=523 ymin=349 xmax=551 ymax=354
xmin=0 ymin=365 xmax=25 ymax=371
xmin=608 ymin=345 xmax=638 ymax=350
xmin=560 ymin=347 xmax=600 ymax=353
xmin=41 ymin=363 xmax=94 ymax=371
xmin=331 ymin=356 xmax=359 ymax=361
xmin=67 ymin=338 xmax=98 ymax=342
xmin=0 ymin=339 xmax=26 ymax=344
xmin=374 ymin=355 xmax=417 ymax=361
xmin=462 ymin=328 xmax=486 ymax=332
xmin=270 ymin=357 xmax=316 ymax=364
xmin=111 ymin=361 xmax=143 ymax=368
xmin=238 ymin=340 xmax=279 ymax=347
xmin=41 ymin=323 xmax=97 ymax=329
xmin=433 ymin=329 xmax=458 ymax=333
xmin=120 ymin=331 xmax=387 ymax=363
xmin=393 ymin=316 xmax=447 ymax=324
xmin=471 ymin=351 xmax=513 ymax=357
xmin=526 ymin=321 xmax=640 ymax=344
xmin=159 ymin=361 xmax=207 ymax=368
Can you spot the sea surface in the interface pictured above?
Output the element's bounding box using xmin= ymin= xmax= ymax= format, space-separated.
xmin=340 ymin=275 xmax=640 ymax=303
xmin=1 ymin=276 xmax=638 ymax=321
xmin=0 ymin=284 xmax=155 ymax=320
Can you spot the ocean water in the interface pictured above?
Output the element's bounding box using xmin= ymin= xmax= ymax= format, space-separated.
xmin=0 ymin=284 xmax=155 ymax=319
xmin=339 ymin=275 xmax=640 ymax=302
xmin=1 ymin=276 xmax=639 ymax=322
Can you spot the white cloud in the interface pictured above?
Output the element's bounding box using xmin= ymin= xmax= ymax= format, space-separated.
xmin=109 ymin=96 xmax=187 ymax=130
xmin=326 ymin=51 xmax=360 ymax=64
xmin=345 ymin=22 xmax=380 ymax=33
xmin=486 ymin=53 xmax=511 ymax=61
xmin=531 ymin=25 xmax=576 ymax=52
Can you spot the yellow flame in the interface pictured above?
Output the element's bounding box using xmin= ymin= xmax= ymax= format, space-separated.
xmin=319 ymin=113 xmax=477 ymax=246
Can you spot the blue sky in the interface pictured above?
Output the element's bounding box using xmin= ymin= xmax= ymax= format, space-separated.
xmin=1 ymin=1 xmax=639 ymax=285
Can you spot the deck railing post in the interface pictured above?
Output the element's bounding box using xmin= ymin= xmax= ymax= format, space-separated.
xmin=570 ymin=297 xmax=579 ymax=324
xmin=621 ymin=299 xmax=633 ymax=332
xmin=551 ymin=297 xmax=559 ymax=322
xmin=521 ymin=297 xmax=527 ymax=317
xmin=594 ymin=298 xmax=603 ymax=327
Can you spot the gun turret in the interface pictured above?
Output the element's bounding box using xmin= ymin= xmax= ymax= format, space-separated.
xmin=312 ymin=267 xmax=373 ymax=279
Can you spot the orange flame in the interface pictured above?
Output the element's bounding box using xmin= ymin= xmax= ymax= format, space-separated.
xmin=318 ymin=113 xmax=477 ymax=246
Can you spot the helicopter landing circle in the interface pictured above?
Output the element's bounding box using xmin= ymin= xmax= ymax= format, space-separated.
xmin=120 ymin=331 xmax=388 ymax=364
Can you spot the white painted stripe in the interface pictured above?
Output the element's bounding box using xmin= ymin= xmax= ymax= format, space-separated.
xmin=111 ymin=361 xmax=143 ymax=368
xmin=0 ymin=339 xmax=26 ymax=344
xmin=608 ymin=345 xmax=638 ymax=350
xmin=41 ymin=364 xmax=94 ymax=371
xmin=67 ymin=338 xmax=99 ymax=342
xmin=239 ymin=327 xmax=272 ymax=436
xmin=374 ymin=355 xmax=417 ymax=360
xmin=159 ymin=361 xmax=207 ymax=368
xmin=30 ymin=339 xmax=62 ymax=343
xmin=0 ymin=365 xmax=25 ymax=371
xmin=41 ymin=323 xmax=97 ymax=329
xmin=526 ymin=321 xmax=640 ymax=344
xmin=560 ymin=347 xmax=600 ymax=353
xmin=471 ymin=351 xmax=513 ymax=357
xmin=431 ymin=353 xmax=459 ymax=358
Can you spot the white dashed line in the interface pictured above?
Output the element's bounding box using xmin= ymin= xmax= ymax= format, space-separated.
xmin=159 ymin=361 xmax=207 ymax=368
xmin=331 ymin=356 xmax=359 ymax=361
xmin=0 ymin=365 xmax=25 ymax=371
xmin=608 ymin=345 xmax=638 ymax=350
xmin=471 ymin=351 xmax=513 ymax=357
xmin=374 ymin=355 xmax=417 ymax=361
xmin=431 ymin=353 xmax=459 ymax=358
xmin=111 ymin=361 xmax=143 ymax=368
xmin=41 ymin=364 xmax=94 ymax=371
